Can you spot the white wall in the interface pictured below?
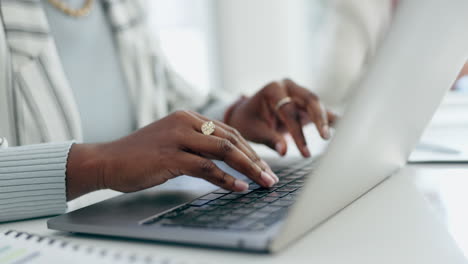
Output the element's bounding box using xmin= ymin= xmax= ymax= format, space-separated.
xmin=216 ymin=0 xmax=315 ymax=95
xmin=148 ymin=0 xmax=221 ymax=96
xmin=147 ymin=0 xmax=326 ymax=97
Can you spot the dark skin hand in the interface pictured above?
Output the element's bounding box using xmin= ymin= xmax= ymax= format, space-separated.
xmin=226 ymin=79 xmax=337 ymax=157
xmin=67 ymin=110 xmax=278 ymax=200
xmin=66 ymin=79 xmax=334 ymax=200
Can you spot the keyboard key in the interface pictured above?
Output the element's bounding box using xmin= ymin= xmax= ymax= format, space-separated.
xmin=276 ymin=186 xmax=298 ymax=192
xmin=247 ymin=212 xmax=270 ymax=219
xmin=259 ymin=196 xmax=278 ymax=203
xmin=287 ymin=183 xmax=303 ymax=188
xmin=248 ymin=184 xmax=261 ymax=190
xmin=213 ymin=189 xmax=231 ymax=194
xmin=219 ymin=194 xmax=244 ymax=200
xmin=234 ymin=189 xmax=253 ymax=195
xmin=189 ymin=199 xmax=210 ymax=207
xmin=232 ymin=208 xmax=256 ymax=215
xmin=258 ymin=206 xmax=283 ymax=214
xmin=200 ymin=193 xmax=226 ymax=200
xmin=250 ymin=202 xmax=268 ymax=209
xmin=207 ymin=207 xmax=238 ymax=215
xmin=193 ymin=204 xmax=218 ymax=211
xmin=254 ymin=188 xmax=271 ymax=193
xmin=281 ymin=194 xmax=296 ymax=201
xmin=231 ymin=197 xmax=256 ymax=204
xmin=208 ymin=199 xmax=231 ymax=206
xmin=245 ymin=192 xmax=268 ymax=198
xmin=267 ymin=192 xmax=289 ymax=198
xmin=222 ymin=203 xmax=243 ymax=209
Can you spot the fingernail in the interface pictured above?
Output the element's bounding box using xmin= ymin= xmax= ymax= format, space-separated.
xmin=275 ymin=142 xmax=285 ymax=155
xmin=234 ymin=179 xmax=249 ymax=192
xmin=261 ymin=171 xmax=275 ymax=187
xmin=323 ymin=125 xmax=330 ymax=139
xmin=260 ymin=160 xmax=279 ymax=183
xmin=269 ymin=171 xmax=279 ymax=183
xmin=303 ymin=147 xmax=311 ymax=158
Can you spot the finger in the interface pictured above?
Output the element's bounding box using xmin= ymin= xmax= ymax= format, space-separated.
xmin=277 ymin=103 xmax=310 ymax=157
xmin=215 ymin=122 xmax=278 ymax=180
xmin=264 ymin=81 xmax=310 ymax=157
xmin=306 ymin=101 xmax=330 ymax=140
xmin=187 ymin=111 xmax=278 ymax=181
xmin=184 ymin=132 xmax=277 ymax=188
xmin=259 ymin=125 xmax=288 ymax=157
xmin=177 ymin=152 xmax=249 ymax=192
xmin=284 ymin=79 xmax=330 ymax=140
xmin=189 ymin=111 xmax=260 ymax=161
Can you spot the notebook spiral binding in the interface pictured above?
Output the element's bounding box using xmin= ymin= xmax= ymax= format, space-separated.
xmin=2 ymin=230 xmax=169 ymax=263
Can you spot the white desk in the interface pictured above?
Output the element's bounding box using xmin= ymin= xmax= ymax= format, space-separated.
xmin=2 ymin=94 xmax=468 ymax=263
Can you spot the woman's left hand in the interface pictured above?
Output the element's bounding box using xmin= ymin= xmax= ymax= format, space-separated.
xmin=225 ymin=79 xmax=337 ymax=157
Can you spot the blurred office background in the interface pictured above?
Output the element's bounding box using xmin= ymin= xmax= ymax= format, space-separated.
xmin=148 ymin=0 xmax=468 ymax=108
xmin=148 ymin=0 xmax=328 ymax=98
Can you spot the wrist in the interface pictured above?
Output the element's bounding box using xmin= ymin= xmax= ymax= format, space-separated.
xmin=224 ymin=95 xmax=248 ymax=125
xmin=66 ymin=143 xmax=108 ymax=200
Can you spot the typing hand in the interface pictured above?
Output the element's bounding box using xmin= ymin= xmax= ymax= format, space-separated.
xmin=225 ymin=79 xmax=337 ymax=158
xmin=65 ymin=111 xmax=278 ymax=200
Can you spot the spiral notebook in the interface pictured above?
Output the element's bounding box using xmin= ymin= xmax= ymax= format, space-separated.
xmin=0 ymin=230 xmax=206 ymax=264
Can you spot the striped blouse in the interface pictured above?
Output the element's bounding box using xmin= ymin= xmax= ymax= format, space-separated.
xmin=0 ymin=0 xmax=229 ymax=222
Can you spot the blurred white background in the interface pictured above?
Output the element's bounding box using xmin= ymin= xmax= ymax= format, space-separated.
xmin=148 ymin=0 xmax=329 ymax=97
xmin=147 ymin=0 xmax=468 ymax=104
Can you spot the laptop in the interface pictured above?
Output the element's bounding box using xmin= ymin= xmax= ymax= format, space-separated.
xmin=48 ymin=0 xmax=468 ymax=253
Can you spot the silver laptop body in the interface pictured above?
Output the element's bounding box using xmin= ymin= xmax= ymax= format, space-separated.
xmin=48 ymin=0 xmax=468 ymax=253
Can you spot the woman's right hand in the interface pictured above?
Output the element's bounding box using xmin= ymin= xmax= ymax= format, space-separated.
xmin=66 ymin=110 xmax=278 ymax=200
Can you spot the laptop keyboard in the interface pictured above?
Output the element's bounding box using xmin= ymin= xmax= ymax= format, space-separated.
xmin=142 ymin=159 xmax=316 ymax=231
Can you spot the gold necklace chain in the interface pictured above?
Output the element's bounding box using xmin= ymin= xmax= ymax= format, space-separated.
xmin=47 ymin=0 xmax=95 ymax=18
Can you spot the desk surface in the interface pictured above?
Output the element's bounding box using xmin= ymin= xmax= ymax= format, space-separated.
xmin=1 ymin=166 xmax=467 ymax=264
xmin=1 ymin=94 xmax=468 ymax=263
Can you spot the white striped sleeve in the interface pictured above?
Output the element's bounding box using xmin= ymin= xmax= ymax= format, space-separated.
xmin=0 ymin=141 xmax=74 ymax=222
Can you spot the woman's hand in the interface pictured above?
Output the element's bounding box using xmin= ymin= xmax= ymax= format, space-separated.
xmin=66 ymin=111 xmax=278 ymax=200
xmin=225 ymin=79 xmax=337 ymax=157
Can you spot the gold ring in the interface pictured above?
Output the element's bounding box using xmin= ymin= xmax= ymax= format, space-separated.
xmin=275 ymin=97 xmax=292 ymax=111
xmin=201 ymin=121 xmax=216 ymax=135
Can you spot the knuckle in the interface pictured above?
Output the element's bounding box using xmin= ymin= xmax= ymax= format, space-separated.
xmin=263 ymin=81 xmax=281 ymax=94
xmin=218 ymin=139 xmax=234 ymax=153
xmin=225 ymin=132 xmax=239 ymax=145
xmin=249 ymin=161 xmax=260 ymax=175
xmin=307 ymin=92 xmax=319 ymax=102
xmin=230 ymin=127 xmax=242 ymax=137
xmin=218 ymin=171 xmax=230 ymax=185
xmin=172 ymin=110 xmax=190 ymax=120
xmin=199 ymin=159 xmax=216 ymax=173
xmin=252 ymin=154 xmax=261 ymax=163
